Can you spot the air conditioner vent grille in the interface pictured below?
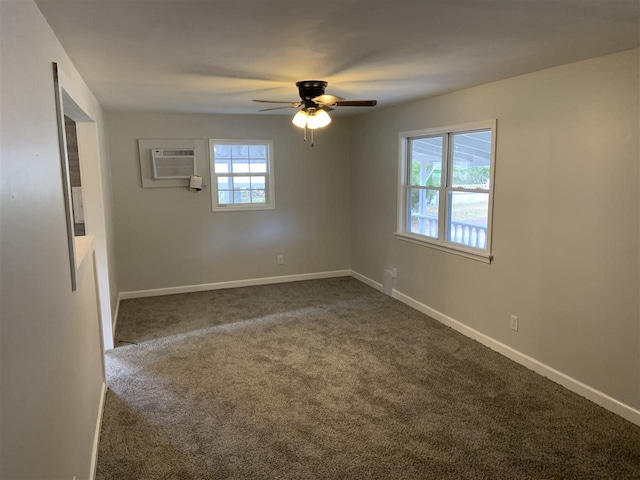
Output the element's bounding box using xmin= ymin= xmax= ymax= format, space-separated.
xmin=157 ymin=149 xmax=194 ymax=157
xmin=151 ymin=148 xmax=196 ymax=180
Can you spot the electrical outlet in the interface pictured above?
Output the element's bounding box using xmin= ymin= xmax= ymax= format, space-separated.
xmin=277 ymin=254 xmax=284 ymax=265
xmin=510 ymin=315 xmax=519 ymax=332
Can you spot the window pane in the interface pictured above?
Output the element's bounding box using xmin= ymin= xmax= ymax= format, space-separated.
xmin=249 ymin=145 xmax=267 ymax=159
xmin=250 ymin=176 xmax=265 ymax=189
xmin=214 ymin=158 xmax=231 ymax=174
xmin=410 ymin=136 xmax=442 ymax=187
xmin=234 ymin=176 xmax=250 ymax=190
xmin=217 ymin=176 xmax=230 ymax=190
xmin=447 ymin=191 xmax=489 ymax=250
xmin=251 ymin=190 xmax=266 ymax=203
xmin=231 ymin=145 xmax=249 ymax=158
xmin=218 ymin=190 xmax=231 ymax=205
xmin=231 ymin=158 xmax=249 ymax=174
xmin=234 ymin=189 xmax=252 ymax=204
xmin=451 ymin=130 xmax=491 ymax=188
xmin=214 ymin=144 xmax=230 ymax=158
xmin=249 ymin=158 xmax=267 ymax=173
xmin=407 ymin=187 xmax=439 ymax=238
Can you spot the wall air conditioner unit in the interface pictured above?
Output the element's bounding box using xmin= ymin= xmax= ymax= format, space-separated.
xmin=151 ymin=148 xmax=196 ymax=180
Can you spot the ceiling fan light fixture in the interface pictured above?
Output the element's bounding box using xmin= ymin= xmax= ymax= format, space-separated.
xmin=292 ymin=110 xmax=309 ymax=128
xmin=258 ymin=80 xmax=376 ymax=144
xmin=306 ymin=109 xmax=331 ymax=129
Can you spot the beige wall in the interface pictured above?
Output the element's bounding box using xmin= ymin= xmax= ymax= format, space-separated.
xmin=0 ymin=1 xmax=111 ymax=478
xmin=107 ymin=52 xmax=638 ymax=411
xmin=351 ymin=49 xmax=640 ymax=410
xmin=106 ymin=112 xmax=352 ymax=292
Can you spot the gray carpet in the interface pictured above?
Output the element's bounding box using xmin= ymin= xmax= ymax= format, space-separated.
xmin=97 ymin=277 xmax=640 ymax=479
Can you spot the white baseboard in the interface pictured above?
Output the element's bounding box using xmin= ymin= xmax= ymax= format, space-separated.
xmin=350 ymin=270 xmax=383 ymax=291
xmin=391 ymin=289 xmax=640 ymax=426
xmin=350 ymin=270 xmax=640 ymax=426
xmin=118 ymin=270 xmax=352 ymax=300
xmin=89 ymin=381 xmax=107 ymax=480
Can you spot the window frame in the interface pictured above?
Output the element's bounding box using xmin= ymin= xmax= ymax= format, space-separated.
xmin=209 ymin=139 xmax=275 ymax=212
xmin=396 ymin=120 xmax=497 ymax=263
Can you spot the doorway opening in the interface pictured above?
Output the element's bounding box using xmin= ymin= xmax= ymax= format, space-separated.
xmin=53 ymin=62 xmax=115 ymax=357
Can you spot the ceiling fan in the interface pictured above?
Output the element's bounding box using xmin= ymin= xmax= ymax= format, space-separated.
xmin=254 ymin=80 xmax=377 ymax=146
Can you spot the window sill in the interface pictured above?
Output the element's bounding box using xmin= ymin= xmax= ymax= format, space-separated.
xmin=394 ymin=232 xmax=492 ymax=264
xmin=212 ymin=204 xmax=275 ymax=213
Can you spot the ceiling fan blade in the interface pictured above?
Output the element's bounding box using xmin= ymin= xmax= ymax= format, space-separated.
xmin=259 ymin=106 xmax=299 ymax=112
xmin=253 ymin=99 xmax=300 ymax=105
xmin=334 ymin=100 xmax=378 ymax=107
xmin=312 ymin=94 xmax=344 ymax=106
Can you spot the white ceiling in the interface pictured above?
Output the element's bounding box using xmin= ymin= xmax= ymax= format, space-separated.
xmin=36 ymin=0 xmax=639 ymax=115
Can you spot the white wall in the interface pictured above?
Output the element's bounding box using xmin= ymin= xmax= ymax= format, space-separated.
xmin=351 ymin=49 xmax=640 ymax=410
xmin=0 ymin=1 xmax=112 ymax=477
xmin=76 ymin=121 xmax=118 ymax=347
xmin=106 ymin=112 xmax=352 ymax=293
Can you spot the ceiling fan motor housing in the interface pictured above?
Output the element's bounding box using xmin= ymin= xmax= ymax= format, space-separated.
xmin=296 ymin=80 xmax=328 ymax=108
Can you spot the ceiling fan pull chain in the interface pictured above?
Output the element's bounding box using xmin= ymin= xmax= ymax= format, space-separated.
xmin=303 ymin=124 xmax=307 ymax=143
xmin=311 ymin=128 xmax=314 ymax=147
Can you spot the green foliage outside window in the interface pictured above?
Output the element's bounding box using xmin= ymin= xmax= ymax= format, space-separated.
xmin=453 ymin=166 xmax=490 ymax=185
xmin=410 ymin=163 xmax=490 ymax=214
xmin=412 ymin=163 xmax=490 ymax=186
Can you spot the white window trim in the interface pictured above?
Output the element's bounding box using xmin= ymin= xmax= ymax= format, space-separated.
xmin=395 ymin=120 xmax=497 ymax=263
xmin=210 ymin=139 xmax=275 ymax=212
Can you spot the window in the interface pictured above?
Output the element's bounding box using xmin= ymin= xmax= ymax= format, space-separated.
xmin=210 ymin=140 xmax=275 ymax=212
xmin=397 ymin=121 xmax=496 ymax=262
